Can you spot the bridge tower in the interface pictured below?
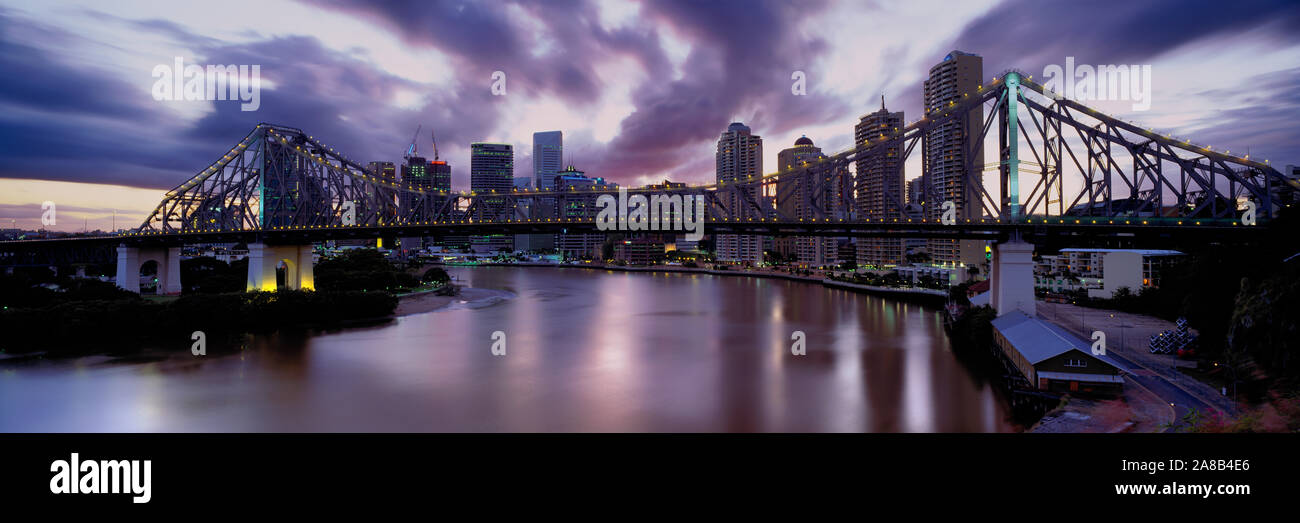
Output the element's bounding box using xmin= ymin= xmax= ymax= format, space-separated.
xmin=115 ymin=245 xmax=182 ymax=295
xmin=988 ymin=233 xmax=1035 ymax=317
xmin=246 ymin=243 xmax=314 ymax=292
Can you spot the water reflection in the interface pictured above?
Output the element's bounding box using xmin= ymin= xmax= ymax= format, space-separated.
xmin=0 ymin=266 xmax=1009 ymax=432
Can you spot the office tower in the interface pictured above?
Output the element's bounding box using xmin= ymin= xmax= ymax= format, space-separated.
xmin=470 ymin=142 xmax=514 ymax=253
xmin=426 ymin=158 xmax=452 ymax=218
xmin=533 ymin=131 xmax=563 ymax=191
xmin=364 ymin=160 xmax=398 ymax=226
xmin=394 ymin=156 xmax=430 ymax=254
xmin=776 ymin=135 xmax=836 ymax=268
xmin=400 ymin=157 xmax=427 ymax=189
xmin=855 ymin=97 xmax=905 ymax=268
xmin=512 ymin=177 xmax=541 ymax=252
xmin=552 ymin=165 xmax=608 ymax=258
xmin=715 ymin=122 xmax=763 ymax=265
xmin=528 ymin=131 xmax=562 ymax=249
xmin=368 ymin=161 xmax=397 ymax=182
xmin=632 ymin=180 xmax=690 ymax=252
xmin=922 ymin=50 xmax=985 ymax=269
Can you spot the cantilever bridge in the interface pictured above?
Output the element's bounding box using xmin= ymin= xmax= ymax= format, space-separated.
xmin=1 ymin=70 xmax=1296 ymax=303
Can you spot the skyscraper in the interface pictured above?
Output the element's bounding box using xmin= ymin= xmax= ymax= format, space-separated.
xmin=855 ymin=97 xmax=905 ymax=268
xmin=715 ymin=122 xmax=763 ymax=265
xmin=366 ymin=160 xmax=398 ymax=225
xmin=533 ymin=131 xmax=563 ymax=191
xmin=922 ymin=50 xmax=985 ymax=268
xmin=400 ymin=156 xmax=427 ymax=220
xmin=368 ymin=161 xmax=397 ymax=182
xmin=552 ymin=165 xmax=608 ymax=258
xmin=470 ymin=142 xmax=514 ymax=253
xmin=397 ymin=156 xmax=429 ymax=253
xmin=777 ymin=135 xmax=835 ymax=268
xmin=529 ymin=131 xmax=562 ymax=249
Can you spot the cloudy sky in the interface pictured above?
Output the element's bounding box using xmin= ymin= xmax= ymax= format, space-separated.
xmin=1 ymin=0 xmax=1298 ymax=231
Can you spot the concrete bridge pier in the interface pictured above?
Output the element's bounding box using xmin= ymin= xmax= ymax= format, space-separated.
xmin=989 ymin=237 xmax=1036 ymax=318
xmin=115 ymin=245 xmax=182 ymax=295
xmin=246 ymin=243 xmax=314 ymax=292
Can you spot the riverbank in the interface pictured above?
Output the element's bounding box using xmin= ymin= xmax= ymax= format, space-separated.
xmin=394 ymin=286 xmax=517 ymax=316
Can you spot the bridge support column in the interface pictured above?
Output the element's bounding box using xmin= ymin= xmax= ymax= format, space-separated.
xmin=115 ymin=245 xmax=182 ymax=295
xmin=246 ymin=243 xmax=314 ymax=292
xmin=990 ymin=240 xmax=1035 ymax=317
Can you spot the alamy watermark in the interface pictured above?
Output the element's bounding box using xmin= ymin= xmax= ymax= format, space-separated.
xmin=50 ymin=453 xmax=151 ymax=504
xmin=151 ymin=57 xmax=261 ymax=111
xmin=596 ymin=187 xmax=706 ymax=242
xmin=1042 ymin=57 xmax=1151 ymax=111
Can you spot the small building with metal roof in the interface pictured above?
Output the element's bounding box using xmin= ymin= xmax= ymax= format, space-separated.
xmin=991 ymin=311 xmax=1125 ymax=394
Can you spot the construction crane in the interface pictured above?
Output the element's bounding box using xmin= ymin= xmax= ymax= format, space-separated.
xmin=404 ymin=124 xmax=422 ymax=160
xmin=430 ymin=129 xmax=439 ymax=161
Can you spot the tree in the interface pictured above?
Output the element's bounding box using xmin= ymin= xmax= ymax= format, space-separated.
xmin=421 ymin=267 xmax=451 ymax=285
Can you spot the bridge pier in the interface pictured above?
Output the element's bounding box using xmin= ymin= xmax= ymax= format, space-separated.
xmin=246 ymin=243 xmax=314 ymax=292
xmin=115 ymin=245 xmax=182 ymax=295
xmin=989 ymin=239 xmax=1036 ymax=317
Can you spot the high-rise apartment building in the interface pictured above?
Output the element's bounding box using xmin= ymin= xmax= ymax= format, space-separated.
xmin=776 ymin=135 xmax=836 ymax=268
xmin=715 ymin=122 xmax=763 ymax=265
xmin=855 ymin=97 xmax=905 ymax=268
xmin=922 ymin=50 xmax=985 ymax=268
xmin=470 ymin=142 xmax=514 ymax=253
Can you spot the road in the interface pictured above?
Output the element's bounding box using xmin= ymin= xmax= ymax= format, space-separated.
xmin=1035 ymin=301 xmax=1233 ymax=430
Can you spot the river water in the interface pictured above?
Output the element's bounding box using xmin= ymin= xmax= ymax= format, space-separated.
xmin=0 ymin=266 xmax=1008 ymax=432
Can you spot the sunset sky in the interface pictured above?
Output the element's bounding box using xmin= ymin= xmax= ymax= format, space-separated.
xmin=2 ymin=0 xmax=1298 ymax=231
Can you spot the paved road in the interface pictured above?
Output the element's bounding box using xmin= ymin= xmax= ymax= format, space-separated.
xmin=1102 ymin=350 xmax=1216 ymax=429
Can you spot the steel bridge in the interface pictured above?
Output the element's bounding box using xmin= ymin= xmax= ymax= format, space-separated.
xmin=0 ymin=70 xmax=1295 ymax=300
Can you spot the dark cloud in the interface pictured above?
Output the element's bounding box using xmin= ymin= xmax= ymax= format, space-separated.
xmin=0 ymin=8 xmax=501 ymax=192
xmin=304 ymin=0 xmax=852 ymax=183
xmin=1184 ymin=66 xmax=1300 ymax=166
xmin=943 ymin=0 xmax=1300 ymax=169
xmin=948 ymin=0 xmax=1300 ymax=75
xmin=2 ymin=0 xmax=1298 ymax=200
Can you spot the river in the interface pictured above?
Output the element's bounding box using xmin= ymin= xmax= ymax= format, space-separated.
xmin=0 ymin=266 xmax=1009 ymax=432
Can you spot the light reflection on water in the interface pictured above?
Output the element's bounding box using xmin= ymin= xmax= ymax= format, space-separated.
xmin=0 ymin=266 xmax=1008 ymax=432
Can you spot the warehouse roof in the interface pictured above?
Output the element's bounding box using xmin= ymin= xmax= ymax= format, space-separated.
xmin=991 ymin=311 xmax=1124 ymax=370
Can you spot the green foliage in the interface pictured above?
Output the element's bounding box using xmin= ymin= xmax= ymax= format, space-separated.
xmin=315 ymin=249 xmax=418 ymax=292
xmin=0 ymin=289 xmax=397 ymax=355
xmin=421 ymin=267 xmax=451 ymax=284
xmin=181 ymin=257 xmax=247 ymax=294
xmin=1228 ymin=261 xmax=1300 ymax=377
xmin=949 ymin=281 xmax=973 ymax=306
xmin=0 ymin=273 xmax=139 ymax=309
xmin=950 ymin=305 xmax=997 ymax=351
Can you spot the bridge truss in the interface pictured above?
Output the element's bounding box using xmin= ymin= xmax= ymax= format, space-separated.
xmin=131 ymin=74 xmax=1296 ymax=237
